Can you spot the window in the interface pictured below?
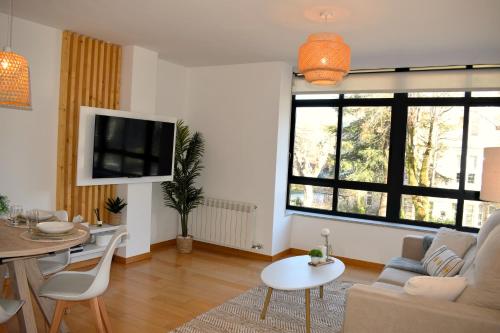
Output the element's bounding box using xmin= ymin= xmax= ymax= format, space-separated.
xmin=288 ymin=90 xmax=500 ymax=231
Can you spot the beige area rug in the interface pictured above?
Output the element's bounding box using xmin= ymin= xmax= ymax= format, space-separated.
xmin=170 ymin=281 xmax=353 ymax=333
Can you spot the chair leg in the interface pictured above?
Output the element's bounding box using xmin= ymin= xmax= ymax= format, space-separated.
xmin=97 ymin=297 xmax=113 ymax=333
xmin=49 ymin=300 xmax=66 ymax=333
xmin=89 ymin=298 xmax=105 ymax=333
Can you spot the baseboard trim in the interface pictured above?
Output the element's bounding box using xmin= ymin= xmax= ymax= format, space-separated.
xmin=149 ymin=240 xmax=383 ymax=270
xmin=192 ymin=240 xmax=272 ymax=261
xmin=289 ymin=248 xmax=384 ymax=271
xmin=113 ymin=252 xmax=152 ymax=264
xmin=150 ymin=239 xmax=176 ymax=251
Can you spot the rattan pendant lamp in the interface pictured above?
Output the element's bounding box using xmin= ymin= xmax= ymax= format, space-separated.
xmin=298 ymin=12 xmax=350 ymax=86
xmin=0 ymin=0 xmax=31 ymax=110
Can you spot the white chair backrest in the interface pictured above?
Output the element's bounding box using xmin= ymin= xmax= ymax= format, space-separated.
xmin=53 ymin=210 xmax=69 ymax=222
xmin=80 ymin=226 xmax=127 ymax=299
xmin=0 ymin=299 xmax=24 ymax=324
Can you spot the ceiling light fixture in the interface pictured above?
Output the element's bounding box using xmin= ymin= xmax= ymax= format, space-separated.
xmin=0 ymin=0 xmax=31 ymax=110
xmin=298 ymin=12 xmax=350 ymax=86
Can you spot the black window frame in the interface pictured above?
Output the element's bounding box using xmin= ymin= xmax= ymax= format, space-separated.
xmin=287 ymin=90 xmax=500 ymax=233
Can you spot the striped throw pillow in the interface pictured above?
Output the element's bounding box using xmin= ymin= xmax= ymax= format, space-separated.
xmin=423 ymin=245 xmax=464 ymax=277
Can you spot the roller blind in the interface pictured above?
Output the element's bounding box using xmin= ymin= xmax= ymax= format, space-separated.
xmin=292 ymin=68 xmax=500 ymax=94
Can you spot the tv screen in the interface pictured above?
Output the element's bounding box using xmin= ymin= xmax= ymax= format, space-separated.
xmin=92 ymin=115 xmax=175 ymax=178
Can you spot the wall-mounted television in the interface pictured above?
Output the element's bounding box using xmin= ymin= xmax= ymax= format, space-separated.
xmin=77 ymin=107 xmax=176 ymax=186
xmin=92 ymin=115 xmax=175 ymax=178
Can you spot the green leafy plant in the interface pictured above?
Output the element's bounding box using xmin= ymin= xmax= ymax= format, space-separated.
xmin=105 ymin=197 xmax=127 ymax=214
xmin=0 ymin=194 xmax=9 ymax=215
xmin=161 ymin=120 xmax=205 ymax=238
xmin=308 ymin=249 xmax=323 ymax=258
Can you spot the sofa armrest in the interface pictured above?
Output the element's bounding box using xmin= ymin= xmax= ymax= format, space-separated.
xmin=343 ymin=284 xmax=500 ymax=333
xmin=401 ymin=235 xmax=425 ymax=261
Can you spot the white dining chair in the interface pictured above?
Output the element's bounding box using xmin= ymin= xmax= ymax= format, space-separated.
xmin=0 ymin=298 xmax=24 ymax=327
xmin=39 ymin=226 xmax=127 ymax=333
xmin=37 ymin=210 xmax=72 ymax=276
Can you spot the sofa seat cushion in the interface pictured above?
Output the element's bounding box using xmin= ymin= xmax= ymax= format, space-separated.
xmin=386 ymin=257 xmax=427 ymax=275
xmin=371 ymin=281 xmax=405 ymax=293
xmin=377 ymin=267 xmax=424 ymax=286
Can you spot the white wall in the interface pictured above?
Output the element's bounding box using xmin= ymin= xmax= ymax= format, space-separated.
xmin=0 ymin=14 xmax=61 ymax=211
xmin=184 ymin=62 xmax=292 ymax=255
xmin=291 ymin=215 xmax=431 ymax=264
xmin=151 ymin=59 xmax=188 ymax=243
xmin=117 ymin=45 xmax=158 ymax=257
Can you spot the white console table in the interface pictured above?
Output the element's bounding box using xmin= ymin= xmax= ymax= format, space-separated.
xmin=70 ymin=223 xmax=125 ymax=263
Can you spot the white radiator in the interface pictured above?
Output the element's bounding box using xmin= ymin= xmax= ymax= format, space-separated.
xmin=181 ymin=197 xmax=260 ymax=250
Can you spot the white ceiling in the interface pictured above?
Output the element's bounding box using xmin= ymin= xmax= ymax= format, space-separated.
xmin=1 ymin=0 xmax=500 ymax=68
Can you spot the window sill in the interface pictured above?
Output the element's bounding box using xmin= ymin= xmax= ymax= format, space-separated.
xmin=286 ymin=209 xmax=439 ymax=234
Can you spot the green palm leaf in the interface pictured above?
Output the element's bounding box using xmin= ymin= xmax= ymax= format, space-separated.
xmin=161 ymin=120 xmax=205 ymax=237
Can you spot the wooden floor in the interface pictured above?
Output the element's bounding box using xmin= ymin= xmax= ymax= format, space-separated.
xmin=5 ymin=246 xmax=380 ymax=332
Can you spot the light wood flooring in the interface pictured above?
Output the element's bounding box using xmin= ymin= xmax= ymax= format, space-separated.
xmin=5 ymin=246 xmax=380 ymax=332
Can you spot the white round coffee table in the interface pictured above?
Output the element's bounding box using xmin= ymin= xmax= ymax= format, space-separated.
xmin=260 ymin=255 xmax=345 ymax=333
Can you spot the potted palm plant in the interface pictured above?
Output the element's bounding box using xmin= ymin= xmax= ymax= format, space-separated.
xmin=105 ymin=196 xmax=127 ymax=225
xmin=161 ymin=120 xmax=205 ymax=254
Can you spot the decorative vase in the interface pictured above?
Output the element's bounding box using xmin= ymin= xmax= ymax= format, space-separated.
xmin=176 ymin=235 xmax=193 ymax=254
xmin=109 ymin=213 xmax=121 ymax=225
xmin=311 ymin=256 xmax=321 ymax=265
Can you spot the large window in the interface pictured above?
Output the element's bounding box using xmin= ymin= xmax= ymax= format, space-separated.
xmin=287 ymin=91 xmax=500 ymax=231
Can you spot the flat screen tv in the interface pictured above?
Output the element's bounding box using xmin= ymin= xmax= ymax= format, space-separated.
xmin=92 ymin=114 xmax=175 ymax=179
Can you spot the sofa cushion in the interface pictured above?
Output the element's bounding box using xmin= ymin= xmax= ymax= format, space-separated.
xmin=477 ymin=210 xmax=500 ymax=250
xmin=423 ymin=245 xmax=464 ymax=277
xmin=386 ymin=257 xmax=427 ymax=275
xmin=459 ymin=244 xmax=476 ymax=276
xmin=377 ymin=267 xmax=424 ymax=286
xmin=457 ymin=225 xmax=500 ymax=310
xmin=423 ymin=227 xmax=476 ymax=260
xmin=371 ymin=281 xmax=405 ymax=293
xmin=404 ymin=276 xmax=467 ymax=301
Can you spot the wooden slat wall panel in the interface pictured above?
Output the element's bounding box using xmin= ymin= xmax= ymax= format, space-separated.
xmin=56 ymin=31 xmax=122 ymax=224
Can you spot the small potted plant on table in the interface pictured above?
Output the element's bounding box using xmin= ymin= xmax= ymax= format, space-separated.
xmin=309 ymin=249 xmax=323 ymax=265
xmin=105 ymin=196 xmax=127 ymax=225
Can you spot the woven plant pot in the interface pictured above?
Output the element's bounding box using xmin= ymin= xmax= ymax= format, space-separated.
xmin=176 ymin=235 xmax=193 ymax=254
xmin=109 ymin=213 xmax=121 ymax=225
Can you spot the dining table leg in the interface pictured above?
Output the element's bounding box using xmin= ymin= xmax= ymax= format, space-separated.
xmin=320 ymin=285 xmax=324 ymax=299
xmin=24 ymin=258 xmax=69 ymax=333
xmin=8 ymin=260 xmax=37 ymax=333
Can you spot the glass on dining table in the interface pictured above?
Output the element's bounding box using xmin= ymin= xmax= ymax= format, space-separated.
xmin=9 ymin=204 xmax=23 ymax=225
xmin=26 ymin=209 xmax=40 ymax=234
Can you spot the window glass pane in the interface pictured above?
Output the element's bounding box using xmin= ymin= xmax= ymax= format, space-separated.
xmin=340 ymin=107 xmax=391 ymax=183
xmin=292 ymin=107 xmax=338 ymax=178
xmin=295 ymin=94 xmax=339 ymax=100
xmin=408 ymin=92 xmax=465 ymax=98
xmin=465 ymin=107 xmax=500 ymax=190
xmin=344 ymin=93 xmax=394 ymax=99
xmin=337 ymin=189 xmax=387 ymax=216
xmin=471 ymin=91 xmax=500 ymax=97
xmin=400 ymin=195 xmax=457 ymax=224
xmin=404 ymin=106 xmax=464 ymax=189
xmin=289 ymin=184 xmax=333 ymax=210
xmin=463 ymin=200 xmax=500 ymax=228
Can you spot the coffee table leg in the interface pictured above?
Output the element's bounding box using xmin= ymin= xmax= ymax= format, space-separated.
xmin=320 ymin=285 xmax=324 ymax=299
xmin=260 ymin=287 xmax=273 ymax=320
xmin=305 ymin=289 xmax=311 ymax=333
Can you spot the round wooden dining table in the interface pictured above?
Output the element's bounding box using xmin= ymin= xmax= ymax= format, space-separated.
xmin=0 ymin=220 xmax=89 ymax=333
